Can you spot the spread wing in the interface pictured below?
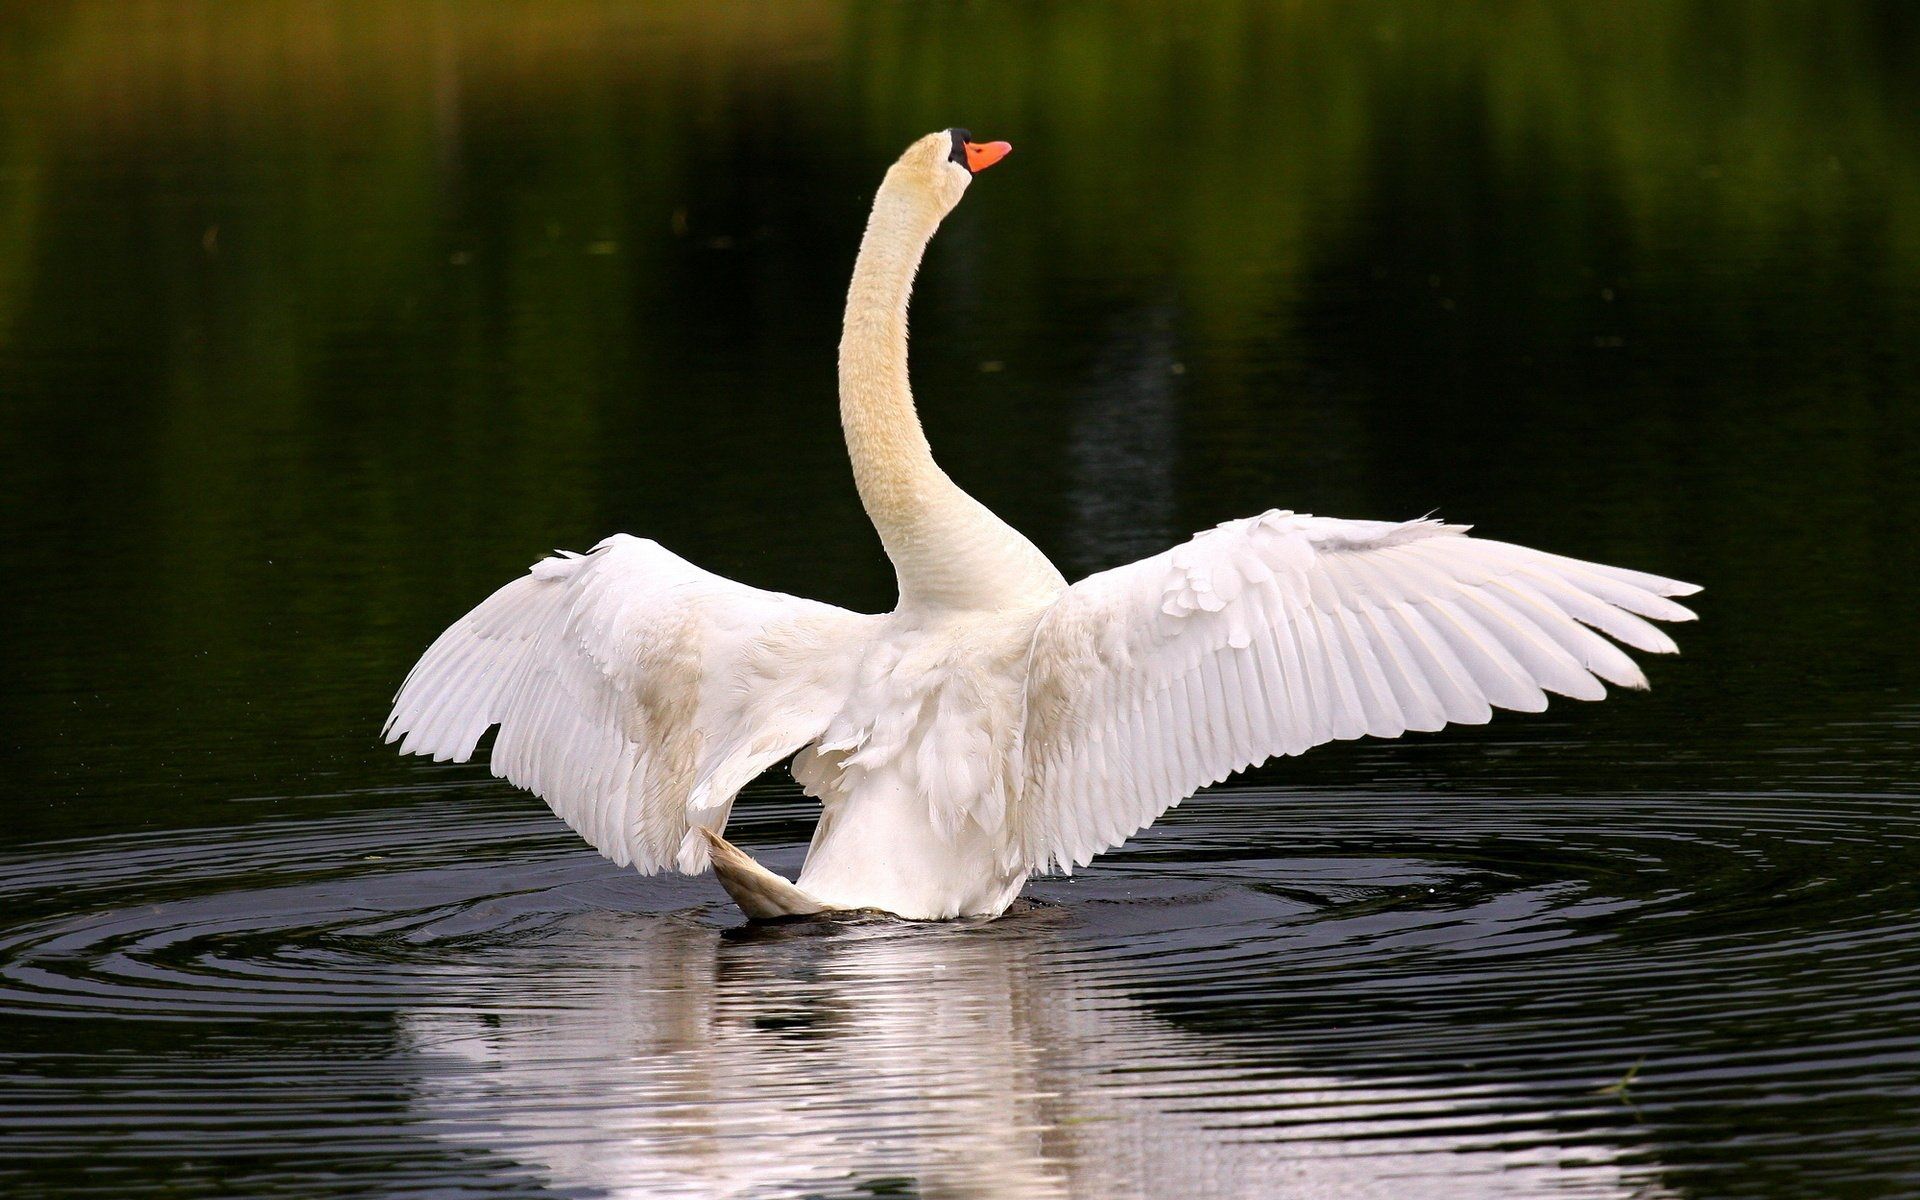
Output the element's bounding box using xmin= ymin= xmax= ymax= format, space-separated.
xmin=385 ymin=534 xmax=876 ymax=873
xmin=1016 ymin=511 xmax=1699 ymax=874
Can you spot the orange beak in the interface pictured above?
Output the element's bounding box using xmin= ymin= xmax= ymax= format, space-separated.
xmin=964 ymin=140 xmax=1012 ymax=173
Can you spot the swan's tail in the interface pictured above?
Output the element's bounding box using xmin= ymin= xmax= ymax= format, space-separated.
xmin=698 ymin=828 xmax=831 ymax=920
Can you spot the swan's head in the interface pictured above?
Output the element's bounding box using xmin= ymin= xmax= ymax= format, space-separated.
xmin=889 ymin=128 xmax=1012 ymax=216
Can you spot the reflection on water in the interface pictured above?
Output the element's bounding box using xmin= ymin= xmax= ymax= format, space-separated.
xmin=1062 ymin=304 xmax=1184 ymax=573
xmin=5 ymin=780 xmax=1919 ymax=1197
xmin=2 ymin=1 xmax=1919 ymax=1197
xmin=406 ymin=915 xmax=1666 ymax=1200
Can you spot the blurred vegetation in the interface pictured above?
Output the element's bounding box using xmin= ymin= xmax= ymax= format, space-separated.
xmin=0 ymin=0 xmax=1916 ymax=839
xmin=4 ymin=1 xmax=1918 ymax=336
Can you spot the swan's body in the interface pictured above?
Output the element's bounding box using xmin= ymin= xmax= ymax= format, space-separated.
xmin=387 ymin=131 xmax=1699 ymax=921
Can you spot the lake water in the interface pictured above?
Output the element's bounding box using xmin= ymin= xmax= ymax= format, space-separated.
xmin=3 ymin=3 xmax=1918 ymax=1197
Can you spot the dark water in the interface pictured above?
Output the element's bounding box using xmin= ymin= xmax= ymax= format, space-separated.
xmin=3 ymin=3 xmax=1919 ymax=1197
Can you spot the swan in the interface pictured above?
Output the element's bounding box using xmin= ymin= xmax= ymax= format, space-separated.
xmin=386 ymin=129 xmax=1699 ymax=922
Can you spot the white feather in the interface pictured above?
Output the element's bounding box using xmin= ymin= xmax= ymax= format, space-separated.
xmin=386 ymin=535 xmax=875 ymax=874
xmin=1015 ymin=511 xmax=1701 ymax=873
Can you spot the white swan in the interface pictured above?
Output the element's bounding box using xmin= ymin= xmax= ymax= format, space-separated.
xmin=386 ymin=130 xmax=1699 ymax=921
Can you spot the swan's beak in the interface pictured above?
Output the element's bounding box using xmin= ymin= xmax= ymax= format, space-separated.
xmin=964 ymin=140 xmax=1012 ymax=173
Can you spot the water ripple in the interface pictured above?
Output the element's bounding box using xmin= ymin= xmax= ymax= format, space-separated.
xmin=2 ymin=786 xmax=1917 ymax=1198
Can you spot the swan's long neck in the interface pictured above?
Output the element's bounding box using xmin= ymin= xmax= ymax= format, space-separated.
xmin=839 ymin=170 xmax=1064 ymax=612
xmin=840 ymin=181 xmax=942 ymax=529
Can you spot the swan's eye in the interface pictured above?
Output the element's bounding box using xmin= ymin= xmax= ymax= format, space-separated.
xmin=947 ymin=128 xmax=972 ymax=168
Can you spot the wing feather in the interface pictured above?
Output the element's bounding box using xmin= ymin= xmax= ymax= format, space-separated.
xmin=1015 ymin=511 xmax=1698 ymax=873
xmin=387 ymin=535 xmax=875 ymax=873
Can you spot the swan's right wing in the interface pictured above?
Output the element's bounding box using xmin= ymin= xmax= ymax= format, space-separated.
xmin=385 ymin=535 xmax=876 ymax=874
xmin=1015 ymin=511 xmax=1699 ymax=874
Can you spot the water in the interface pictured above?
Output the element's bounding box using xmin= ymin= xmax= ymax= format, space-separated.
xmin=3 ymin=3 xmax=1919 ymax=1196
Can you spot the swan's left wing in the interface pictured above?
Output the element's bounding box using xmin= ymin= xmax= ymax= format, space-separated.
xmin=385 ymin=535 xmax=876 ymax=874
xmin=1015 ymin=511 xmax=1699 ymax=874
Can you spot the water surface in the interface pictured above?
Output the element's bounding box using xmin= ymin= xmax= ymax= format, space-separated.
xmin=3 ymin=3 xmax=1918 ymax=1197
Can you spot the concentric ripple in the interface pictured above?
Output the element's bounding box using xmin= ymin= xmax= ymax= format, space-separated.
xmin=2 ymin=783 xmax=1918 ymax=1199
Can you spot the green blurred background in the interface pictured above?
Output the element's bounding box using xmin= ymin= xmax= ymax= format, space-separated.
xmin=6 ymin=1 xmax=1916 ymax=842
xmin=3 ymin=5 xmax=1920 ymax=1198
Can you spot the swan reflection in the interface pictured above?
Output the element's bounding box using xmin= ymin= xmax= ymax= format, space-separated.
xmin=403 ymin=911 xmax=1666 ymax=1199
